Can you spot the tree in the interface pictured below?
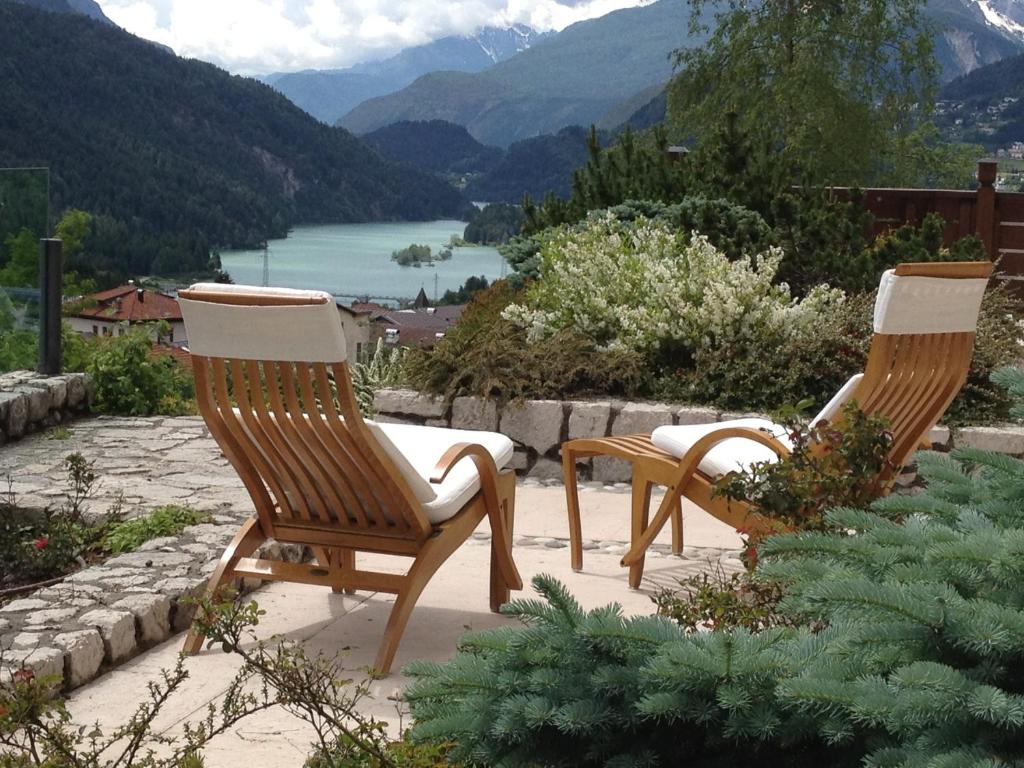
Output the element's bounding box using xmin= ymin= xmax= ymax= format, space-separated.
xmin=668 ymin=0 xmax=973 ymax=187
xmin=0 ymin=228 xmax=40 ymax=288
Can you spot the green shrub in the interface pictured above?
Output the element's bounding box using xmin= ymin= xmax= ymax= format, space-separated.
xmin=653 ymin=567 xmax=795 ymax=633
xmin=714 ymin=401 xmax=894 ymax=563
xmin=504 ymin=212 xmax=841 ymax=369
xmin=87 ymin=324 xmax=195 ymax=416
xmin=101 ymin=504 xmax=208 ymax=555
xmin=0 ymin=453 xmax=108 ymax=589
xmin=943 ymin=286 xmax=1022 ymax=426
xmin=507 ymin=196 xmax=773 ymax=282
xmin=405 ymin=280 xmax=646 ymax=402
xmin=351 ymin=338 xmax=406 ymax=417
xmin=657 ymin=291 xmax=875 ymax=413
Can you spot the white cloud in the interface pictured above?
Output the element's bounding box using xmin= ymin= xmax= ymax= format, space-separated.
xmin=94 ymin=0 xmax=650 ymax=74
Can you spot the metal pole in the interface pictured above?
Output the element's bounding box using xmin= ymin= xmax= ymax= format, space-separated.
xmin=38 ymin=238 xmax=62 ymax=375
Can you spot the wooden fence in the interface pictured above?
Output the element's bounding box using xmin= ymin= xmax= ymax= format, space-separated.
xmin=836 ymin=161 xmax=1024 ymax=289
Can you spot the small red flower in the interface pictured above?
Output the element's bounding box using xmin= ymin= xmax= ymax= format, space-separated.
xmin=33 ymin=537 xmax=49 ymax=551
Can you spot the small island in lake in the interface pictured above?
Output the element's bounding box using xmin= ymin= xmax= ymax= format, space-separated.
xmin=391 ymin=243 xmax=453 ymax=267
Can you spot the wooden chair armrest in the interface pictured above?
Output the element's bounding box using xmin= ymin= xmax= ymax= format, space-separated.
xmin=430 ymin=443 xmax=520 ymax=589
xmin=621 ymin=425 xmax=791 ymax=568
xmin=431 ymin=442 xmax=500 ymax=484
xmin=669 ymin=425 xmax=791 ymax=487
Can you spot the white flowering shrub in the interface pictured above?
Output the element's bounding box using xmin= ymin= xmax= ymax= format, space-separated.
xmin=503 ymin=213 xmax=843 ymax=362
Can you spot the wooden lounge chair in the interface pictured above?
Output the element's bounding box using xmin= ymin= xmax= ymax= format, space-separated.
xmin=562 ymin=261 xmax=993 ymax=587
xmin=177 ymin=283 xmax=522 ymax=674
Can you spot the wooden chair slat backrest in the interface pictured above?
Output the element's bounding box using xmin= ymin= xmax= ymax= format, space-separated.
xmin=180 ymin=286 xmax=431 ymax=543
xmin=838 ymin=261 xmax=992 ymax=485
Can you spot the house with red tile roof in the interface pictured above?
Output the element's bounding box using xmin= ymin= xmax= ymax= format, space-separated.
xmin=68 ymin=284 xmax=186 ymax=344
xmin=373 ymin=305 xmax=466 ymax=349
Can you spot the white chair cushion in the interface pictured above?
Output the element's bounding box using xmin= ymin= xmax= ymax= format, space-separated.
xmin=370 ymin=422 xmax=514 ymax=524
xmin=650 ymin=418 xmax=793 ymax=478
xmin=811 ymin=374 xmax=863 ymax=426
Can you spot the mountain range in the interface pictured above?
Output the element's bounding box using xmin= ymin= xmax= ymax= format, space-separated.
xmin=329 ymin=0 xmax=1024 ymax=147
xmin=262 ymin=25 xmax=546 ymax=126
xmin=0 ymin=3 xmax=466 ymax=278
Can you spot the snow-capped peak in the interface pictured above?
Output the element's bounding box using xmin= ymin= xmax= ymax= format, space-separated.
xmin=975 ymin=0 xmax=1024 ymax=39
xmin=470 ymin=25 xmax=546 ymax=64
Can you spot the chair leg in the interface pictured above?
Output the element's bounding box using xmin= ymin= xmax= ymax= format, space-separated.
xmin=621 ymin=484 xmax=685 ymax=569
xmin=629 ymin=479 xmax=653 ymax=589
xmin=333 ymin=549 xmax=356 ymax=595
xmin=373 ymin=528 xmax=468 ymax=675
xmin=562 ymin=446 xmax=585 ymax=572
xmin=490 ymin=471 xmax=517 ymax=612
xmin=183 ymin=516 xmax=267 ymax=654
xmin=671 ymin=497 xmax=684 ymax=555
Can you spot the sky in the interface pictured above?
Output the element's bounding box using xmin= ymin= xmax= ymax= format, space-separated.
xmin=94 ymin=0 xmax=651 ymax=76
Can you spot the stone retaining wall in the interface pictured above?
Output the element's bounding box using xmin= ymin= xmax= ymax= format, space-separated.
xmin=0 ymin=371 xmax=93 ymax=443
xmin=0 ymin=505 xmax=306 ymax=690
xmin=373 ymin=389 xmax=1024 ymax=482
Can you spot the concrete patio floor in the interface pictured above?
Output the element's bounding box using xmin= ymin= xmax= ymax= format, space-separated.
xmin=63 ymin=483 xmax=742 ymax=765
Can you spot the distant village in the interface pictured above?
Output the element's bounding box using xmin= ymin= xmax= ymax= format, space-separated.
xmin=936 ymin=96 xmax=1023 ymax=191
xmin=67 ymin=283 xmax=464 ymax=367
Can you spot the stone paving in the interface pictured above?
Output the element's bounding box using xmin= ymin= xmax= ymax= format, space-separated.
xmin=0 ymin=414 xmax=742 ymax=692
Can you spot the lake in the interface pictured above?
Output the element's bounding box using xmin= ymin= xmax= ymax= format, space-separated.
xmin=220 ymin=221 xmax=506 ymax=304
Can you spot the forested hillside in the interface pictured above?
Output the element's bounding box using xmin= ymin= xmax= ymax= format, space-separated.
xmin=937 ymin=51 xmax=1024 ymax=147
xmin=361 ymin=121 xmax=596 ymax=202
xmin=0 ymin=4 xmax=466 ymax=278
xmin=363 ymin=121 xmax=502 ymax=175
xmin=465 ymin=126 xmax=596 ymax=202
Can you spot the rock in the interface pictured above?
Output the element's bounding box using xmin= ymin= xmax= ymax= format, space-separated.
xmin=451 ymin=396 xmax=499 ymax=431
xmin=137 ymin=536 xmax=180 ymax=551
xmin=1 ymin=647 xmax=65 ymax=686
xmin=104 ymin=551 xmax=194 ymax=569
xmin=719 ymin=411 xmax=768 ymax=422
xmin=568 ymin=401 xmax=612 ymax=440
xmin=65 ymin=375 xmax=88 ymax=409
xmin=3 ymin=393 xmax=28 ymax=438
xmin=928 ymin=425 xmax=951 ymax=448
xmin=0 ymin=598 xmax=50 ymax=614
xmin=54 ymin=629 xmax=105 ymax=688
xmin=527 ymin=457 xmax=564 ymax=481
xmin=592 ymin=456 xmax=633 ymax=483
xmin=373 ymin=389 xmax=447 ymax=419
xmin=11 ymin=632 xmax=45 ymax=649
xmin=112 ymin=594 xmax=172 ymax=646
xmin=49 ymin=378 xmax=68 ymax=410
xmin=956 ymin=426 xmax=1024 ymax=455
xmin=508 ymin=448 xmax=530 ymax=471
xmin=24 ymin=608 xmax=79 ymax=626
xmin=500 ymin=400 xmax=564 ymax=455
xmin=612 ymin=402 xmax=673 ymax=436
xmin=79 ymin=609 xmax=137 ymax=663
xmin=675 ymin=407 xmax=719 ymax=425
xmin=16 ymin=386 xmax=52 ymax=423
